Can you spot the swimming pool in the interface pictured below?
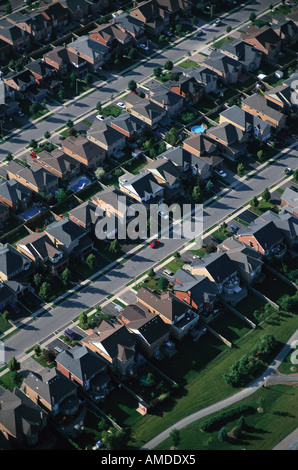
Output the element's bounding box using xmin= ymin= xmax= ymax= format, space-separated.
xmin=69 ymin=176 xmax=91 ymax=192
xmin=20 ymin=207 xmax=40 ymax=220
xmin=191 ymin=125 xmax=206 ymax=134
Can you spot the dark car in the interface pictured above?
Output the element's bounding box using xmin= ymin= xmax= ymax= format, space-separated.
xmin=230 ymin=224 xmax=239 ymax=233
xmin=64 ymin=328 xmax=76 ymax=339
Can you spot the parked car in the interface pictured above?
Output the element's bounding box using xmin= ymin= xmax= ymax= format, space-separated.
xmin=163 ymin=269 xmax=173 ymax=277
xmin=289 ymin=185 xmax=298 ymax=192
xmin=64 ymin=328 xmax=76 ymax=340
xmin=149 ymin=239 xmax=160 ymax=248
xmin=18 ymin=111 xmax=24 ymax=117
xmin=54 ymin=346 xmax=64 ymax=354
xmin=30 ymin=152 xmax=37 ymax=159
xmin=214 ymin=169 xmax=227 ymax=178
xmin=230 ymin=224 xmax=239 ymax=233
xmin=284 ymin=167 xmax=293 ymax=175
xmin=117 ymin=102 xmax=126 ymax=109
xmin=139 ymin=43 xmax=149 ymax=51
xmin=213 ymin=18 xmax=222 ymax=26
xmin=196 ymin=30 xmax=204 ymax=36
xmin=96 ymin=114 xmax=104 ymax=121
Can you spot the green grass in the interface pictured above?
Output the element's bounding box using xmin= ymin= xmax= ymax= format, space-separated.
xmin=0 ymin=315 xmax=11 ymax=334
xmin=155 ymin=385 xmax=298 ymax=450
xmin=179 ymin=59 xmax=199 ymax=69
xmin=165 ymin=258 xmax=185 ymax=274
xmin=250 ymin=199 xmax=279 ymax=216
xmin=256 ymin=271 xmax=296 ymax=305
xmin=102 ymin=104 xmax=123 ymax=118
xmin=101 ymin=387 xmax=143 ymax=428
xmin=277 ymin=349 xmax=298 ymax=375
xmin=211 ymin=309 xmax=251 ymax=343
xmin=0 ymin=371 xmax=22 ymax=389
xmin=213 ymin=36 xmax=234 ymax=50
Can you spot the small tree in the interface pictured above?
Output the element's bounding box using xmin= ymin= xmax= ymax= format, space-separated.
xmin=127 ymin=47 xmax=137 ymax=60
xmin=86 ymin=253 xmax=96 ymax=270
xmin=61 ymin=267 xmax=71 ymax=287
xmin=226 ymin=25 xmax=232 ymax=35
xmin=164 ymin=60 xmax=173 ymax=71
xmin=169 ymin=428 xmax=180 ymax=448
xmin=34 ymin=344 xmax=42 ymax=357
xmin=44 ymin=130 xmax=51 ymax=139
xmin=85 ymin=73 xmax=93 ymax=85
xmin=256 ymin=149 xmax=265 ymax=162
xmin=29 ymin=139 xmax=37 ymax=149
xmin=29 ymin=102 xmax=38 ymax=116
xmin=66 ymin=119 xmax=74 ymax=128
xmin=43 ymin=348 xmax=56 ymax=364
xmin=237 ymin=163 xmax=245 ymax=177
xmin=109 ymin=239 xmax=120 ymax=254
xmin=249 ymin=12 xmax=256 ymax=22
xmin=218 ymin=426 xmax=228 ymax=442
xmin=8 ymin=356 xmax=20 ymax=372
xmin=153 ymin=66 xmax=162 ymax=78
xmin=58 ymin=89 xmax=64 ymax=102
xmin=158 ymin=276 xmax=169 ymax=291
xmin=79 ymin=311 xmax=88 ymax=329
xmin=262 ymin=187 xmax=270 ymax=202
xmin=148 ymin=267 xmax=155 ymax=278
xmin=39 ymin=282 xmax=51 ymax=302
xmin=95 ymin=167 xmax=105 ymax=181
xmin=55 ymin=188 xmax=68 ymax=203
xmin=128 ymin=80 xmax=137 ymax=92
xmin=146 ymin=372 xmax=155 ymax=387
xmin=6 ymin=2 xmax=12 ymax=15
xmin=3 ymin=310 xmax=9 ymax=322
xmin=192 ymin=185 xmax=203 ymax=203
xmin=250 ymin=196 xmax=259 ymax=208
xmin=174 ymin=251 xmax=181 ymax=261
xmin=33 ymin=273 xmax=43 ymax=288
xmin=5 ymin=152 xmax=13 ymax=162
xmin=96 ymin=101 xmax=102 ymax=111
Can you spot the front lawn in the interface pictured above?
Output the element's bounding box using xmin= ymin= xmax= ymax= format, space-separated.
xmin=179 ymin=59 xmax=199 ymax=69
xmin=102 ymin=104 xmax=123 ymax=118
xmin=211 ymin=309 xmax=251 ymax=343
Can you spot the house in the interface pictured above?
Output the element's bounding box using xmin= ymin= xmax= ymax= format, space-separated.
xmin=39 ymin=1 xmax=69 ymax=30
xmin=62 ymin=135 xmax=106 ymax=169
xmin=0 ymin=179 xmax=32 ymax=213
xmin=125 ymin=92 xmax=167 ymax=128
xmin=240 ymin=26 xmax=282 ymax=62
xmin=158 ymin=146 xmax=211 ymax=181
xmin=59 ymin=0 xmax=89 ymax=21
xmin=82 ymin=320 xmax=137 ymax=376
xmin=256 ymin=209 xmax=298 ymax=249
xmin=0 ymin=243 xmax=34 ymax=299
xmin=45 ymin=218 xmax=94 ymax=257
xmin=23 ymin=368 xmax=80 ymax=416
xmin=206 ymin=122 xmax=249 ymax=160
xmin=182 ymin=133 xmax=224 ymax=169
xmin=107 ymin=112 xmax=145 ymax=140
xmin=272 ymin=19 xmax=298 ymax=47
xmin=172 ymin=268 xmax=218 ymax=320
xmin=0 ymin=202 xmax=9 ymax=227
xmin=219 ymin=39 xmax=262 ymax=73
xmin=4 ymin=69 xmax=37 ymax=99
xmin=56 ymin=345 xmax=110 ymax=393
xmin=185 ymin=66 xmax=219 ymax=94
xmin=136 ymin=286 xmax=199 ymax=340
xmin=0 ymin=283 xmax=15 ymax=311
xmin=16 ymin=231 xmax=68 ymax=274
xmin=119 ymin=171 xmax=164 ymax=204
xmin=0 ymin=18 xmax=31 ymax=51
xmin=241 ymin=94 xmax=287 ymax=128
xmin=281 ymin=187 xmax=298 ymax=217
xmin=34 ymin=148 xmax=80 ymax=181
xmin=113 ymin=12 xmax=146 ymax=41
xmin=25 ymin=58 xmax=62 ymax=93
xmin=202 ymin=51 xmax=243 ymax=85
xmin=0 ymin=80 xmax=19 ymax=118
xmin=87 ymin=120 xmax=126 ymax=158
xmin=117 ymin=303 xmax=170 ymax=359
xmin=217 ymin=237 xmax=264 ymax=284
xmin=144 ymin=81 xmax=184 ymax=116
xmin=66 ymin=36 xmax=110 ymax=72
xmin=0 ymin=386 xmax=47 ymax=446
xmin=6 ymin=161 xmax=59 ymax=196
xmin=169 ymin=75 xmax=205 ymax=104
xmin=89 ymin=23 xmax=132 ymax=49
xmin=43 ymin=46 xmax=88 ymax=78
xmin=237 ymin=219 xmax=287 ymax=259
xmin=6 ymin=11 xmax=52 ymax=41
xmin=219 ymin=105 xmax=272 ymax=142
xmin=141 ymin=158 xmax=182 ymax=198
xmin=68 ymin=200 xmax=99 ymax=232
xmin=264 ymin=84 xmax=293 ymax=113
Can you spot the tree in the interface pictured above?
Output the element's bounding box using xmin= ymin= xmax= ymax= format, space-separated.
xmin=250 ymin=196 xmax=259 ymax=208
xmin=8 ymin=356 xmax=20 ymax=372
xmin=55 ymin=188 xmax=68 ymax=203
xmin=39 ymin=282 xmax=51 ymax=301
xmin=256 ymin=149 xmax=265 ymax=162
xmin=192 ymin=185 xmax=203 ymax=203
xmin=70 ymin=72 xmax=76 ymax=88
xmin=85 ymin=73 xmax=93 ymax=85
xmin=169 ymin=428 xmax=180 ymax=448
xmin=153 ymin=66 xmax=162 ymax=78
xmin=262 ymin=187 xmax=270 ymax=202
xmin=158 ymin=141 xmax=166 ymax=154
xmin=128 ymin=80 xmax=137 ymax=92
xmin=138 ymin=90 xmax=145 ymax=98
xmin=86 ymin=253 xmax=96 ymax=270
xmin=6 ymin=2 xmax=12 ymax=15
xmin=44 ymin=130 xmax=51 ymax=139
xmin=148 ymin=267 xmax=155 ymax=278
xmin=127 ymin=47 xmax=137 ymax=60
xmin=175 ymin=24 xmax=183 ymax=35
xmin=34 ymin=344 xmax=42 ymax=357
xmin=29 ymin=102 xmax=38 ymax=116
xmin=58 ymin=89 xmax=64 ymax=102
xmin=5 ymin=152 xmax=13 ymax=162
xmin=42 ymin=98 xmax=47 ymax=108
xmin=237 ymin=163 xmax=246 ymax=177
xmin=43 ymin=348 xmax=56 ymax=364
xmin=33 ymin=273 xmax=43 ymax=287
xmin=66 ymin=119 xmax=74 ymax=128
xmin=293 ymin=169 xmax=298 ymax=182
xmin=96 ymin=101 xmax=102 ymax=111
xmin=174 ymin=251 xmax=181 ymax=261
xmin=29 ymin=139 xmax=37 ymax=149
xmin=95 ymin=167 xmax=105 ymax=181
xmin=79 ymin=311 xmax=88 ymax=328
xmin=192 ymin=16 xmax=198 ymax=25
xmin=206 ymin=241 xmax=216 ymax=254
xmin=249 ymin=12 xmax=256 ymax=22
xmin=165 ymin=127 xmax=178 ymax=146
xmin=146 ymin=372 xmax=155 ymax=387
xmin=205 ymin=179 xmax=213 ymax=193
xmin=164 ymin=60 xmax=173 ymax=71
xmin=61 ymin=268 xmax=71 ymax=287
xmin=109 ymin=239 xmax=120 ymax=254
xmin=158 ymin=276 xmax=169 ymax=291
xmin=218 ymin=426 xmax=228 ymax=442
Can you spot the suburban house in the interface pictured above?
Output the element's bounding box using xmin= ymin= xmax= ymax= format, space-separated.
xmin=62 ymin=135 xmax=106 ymax=169
xmin=206 ymin=122 xmax=249 ymax=159
xmin=56 ymin=345 xmax=110 ymax=393
xmin=87 ymin=120 xmax=126 ymax=158
xmin=66 ymin=36 xmax=110 ymax=72
xmin=143 ymin=81 xmax=184 ymax=116
xmin=190 ymin=251 xmax=248 ymax=305
xmin=0 ymin=283 xmax=15 ymax=311
xmin=161 ymin=144 xmax=221 ymax=179
xmin=240 ymin=26 xmax=282 ymax=62
xmin=219 ymin=39 xmax=262 ymax=73
xmin=39 ymin=1 xmax=69 ymax=30
xmin=23 ymin=368 xmax=80 ymax=417
xmin=237 ymin=218 xmax=287 ymax=259
xmin=0 ymin=179 xmax=32 ymax=213
xmin=0 ymin=386 xmax=47 ymax=447
xmin=136 ymin=286 xmax=199 ymax=340
xmin=45 ymin=217 xmax=94 ymax=257
xmin=4 ymin=69 xmax=39 ymax=100
xmin=168 ymin=75 xmax=205 ymax=104
xmin=118 ymin=171 xmax=164 ymax=205
xmin=0 ymin=80 xmax=19 ymax=119
xmin=107 ymin=112 xmax=145 ymax=140
xmin=182 ymin=133 xmax=224 ymax=168
xmin=43 ymin=46 xmax=88 ymax=78
xmin=0 ymin=203 xmax=9 ymax=227
xmin=69 ymin=200 xmax=99 ymax=233
xmin=217 ymin=237 xmax=264 ymax=285
xmin=256 ymin=209 xmax=298 ymax=249
xmin=6 ymin=161 xmax=59 ymax=196
xmin=219 ymin=105 xmax=272 ymax=142
xmin=281 ymin=187 xmax=298 ymax=217
xmin=201 ymin=51 xmax=243 ymax=85
xmin=0 ymin=243 xmax=34 ymax=299
xmin=0 ymin=19 xmax=31 ymax=51
xmin=140 ymin=157 xmax=182 ymax=198
xmin=272 ymin=19 xmax=298 ymax=47
xmin=172 ymin=268 xmax=218 ymax=321
xmin=185 ymin=66 xmax=219 ymax=94
xmin=59 ymin=0 xmax=89 ymax=20
xmin=89 ymin=23 xmax=132 ymax=49
xmin=34 ymin=149 xmax=80 ymax=181
xmin=125 ymin=92 xmax=167 ymax=128
xmin=25 ymin=58 xmax=62 ymax=93
xmin=264 ymin=84 xmax=293 ymax=113
xmin=6 ymin=11 xmax=52 ymax=42
xmin=16 ymin=231 xmax=69 ymax=275
xmin=241 ymin=93 xmax=287 ymax=128
xmin=113 ymin=12 xmax=146 ymax=41
xmin=82 ymin=320 xmax=137 ymax=376
xmin=117 ymin=303 xmax=170 ymax=359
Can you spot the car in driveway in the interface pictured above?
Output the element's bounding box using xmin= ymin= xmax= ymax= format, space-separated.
xmin=30 ymin=152 xmax=37 ymax=159
xmin=230 ymin=224 xmax=239 ymax=234
xmin=18 ymin=111 xmax=24 ymax=117
xmin=196 ymin=30 xmax=204 ymax=36
xmin=213 ymin=18 xmax=222 ymax=26
xmin=163 ymin=269 xmax=173 ymax=277
xmin=64 ymin=328 xmax=76 ymax=340
xmin=214 ymin=169 xmax=227 ymax=178
xmin=149 ymin=239 xmax=160 ymax=248
xmin=117 ymin=102 xmax=126 ymax=109
xmin=284 ymin=167 xmax=293 ymax=175
xmin=96 ymin=114 xmax=104 ymax=121
xmin=139 ymin=43 xmax=149 ymax=51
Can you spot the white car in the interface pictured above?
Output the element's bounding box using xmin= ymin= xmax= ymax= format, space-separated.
xmin=96 ymin=114 xmax=104 ymax=121
xmin=213 ymin=19 xmax=222 ymax=26
xmin=139 ymin=43 xmax=149 ymax=51
xmin=157 ymin=210 xmax=169 ymax=219
xmin=18 ymin=111 xmax=24 ymax=117
xmin=215 ymin=169 xmax=227 ymax=178
xmin=117 ymin=102 xmax=126 ymax=109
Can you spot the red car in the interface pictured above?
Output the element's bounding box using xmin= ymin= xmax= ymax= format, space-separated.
xmin=30 ymin=152 xmax=37 ymax=159
xmin=149 ymin=239 xmax=160 ymax=248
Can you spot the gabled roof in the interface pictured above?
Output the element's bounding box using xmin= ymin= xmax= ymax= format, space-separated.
xmin=220 ymin=39 xmax=261 ymax=68
xmin=242 ymin=93 xmax=285 ymax=123
xmin=220 ymin=105 xmax=271 ymax=133
xmin=69 ymin=200 xmax=99 ymax=227
xmin=62 ymin=135 xmax=105 ymax=163
xmin=6 ymin=161 xmax=58 ymax=191
xmin=264 ymin=84 xmax=292 ymax=108
xmin=56 ymin=345 xmax=107 ymax=382
xmin=17 ymin=231 xmax=63 ymax=262
xmin=238 ymin=219 xmax=284 ymax=250
xmin=67 ymin=36 xmax=109 ymax=62
xmin=45 ymin=218 xmax=86 ymax=247
xmin=143 ymin=158 xmax=182 ymax=185
xmin=203 ymin=50 xmax=242 ymax=76
xmin=114 ymin=12 xmax=145 ymax=36
xmin=119 ymin=171 xmax=163 ymax=199
xmin=183 ymin=133 xmax=217 ymax=155
xmin=241 ymin=26 xmax=281 ymax=47
xmin=0 ymin=179 xmax=31 ymax=205
xmin=137 ymin=286 xmax=191 ymax=322
xmin=91 ymin=186 xmax=136 ymax=218
xmin=281 ymin=187 xmax=298 ymax=212
xmin=87 ymin=120 xmax=125 ymax=146
xmin=256 ymin=209 xmax=298 ymax=241
xmin=25 ymin=58 xmax=55 ymax=77
xmin=173 ymin=268 xmax=217 ymax=306
xmin=0 ymin=243 xmax=30 ymax=278
xmin=207 ymin=122 xmax=246 ymax=145
xmin=36 ymin=149 xmax=79 ymax=175
xmin=218 ymin=237 xmax=263 ymax=274
xmin=191 ymin=252 xmax=237 ymax=284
